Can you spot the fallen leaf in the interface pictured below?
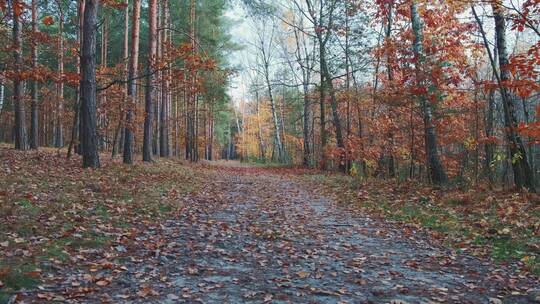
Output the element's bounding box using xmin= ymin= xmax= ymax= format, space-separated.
xmin=296 ymin=271 xmax=310 ymax=279
xmin=488 ymin=298 xmax=502 ymax=304
xmin=137 ymin=286 xmax=159 ymax=298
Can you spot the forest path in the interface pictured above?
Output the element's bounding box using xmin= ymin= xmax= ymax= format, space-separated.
xmin=31 ymin=164 xmax=538 ymax=303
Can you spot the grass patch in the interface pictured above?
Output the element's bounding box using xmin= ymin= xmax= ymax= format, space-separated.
xmin=0 ymin=146 xmax=206 ymax=298
xmin=40 ymin=243 xmax=70 ymax=261
xmin=0 ymin=263 xmax=39 ymax=302
xmin=301 ymin=174 xmax=540 ymax=276
xmin=16 ymin=200 xmax=40 ymax=217
xmin=94 ymin=204 xmax=110 ymax=221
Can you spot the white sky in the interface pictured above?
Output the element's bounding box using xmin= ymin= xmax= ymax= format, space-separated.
xmin=224 ymin=3 xmax=255 ymax=105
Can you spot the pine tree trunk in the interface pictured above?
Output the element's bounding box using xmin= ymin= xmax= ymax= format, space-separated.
xmin=143 ymin=0 xmax=158 ymax=162
xmin=99 ymin=11 xmax=109 ymax=151
xmin=159 ymin=0 xmax=170 ymax=157
xmin=11 ymin=0 xmax=28 ymax=151
xmin=55 ymin=5 xmax=65 ymax=148
xmin=123 ymin=0 xmax=141 ymax=164
xmin=68 ymin=0 xmax=84 ymax=158
xmin=186 ymin=0 xmax=198 ymax=162
xmin=30 ymin=0 xmax=39 ymax=149
xmin=80 ymin=0 xmax=100 ymax=168
xmin=112 ymin=0 xmax=130 ymax=158
xmin=208 ymin=102 xmax=214 ymax=160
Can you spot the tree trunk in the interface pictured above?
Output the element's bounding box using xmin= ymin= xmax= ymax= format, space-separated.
xmin=322 ymin=56 xmax=345 ymax=172
xmin=317 ymin=37 xmax=345 ymax=172
xmin=484 ymin=85 xmax=495 ymax=184
xmin=99 ymin=10 xmax=108 ymax=151
xmin=264 ymin=62 xmax=285 ymax=163
xmin=112 ymin=0 xmax=130 ymax=158
xmin=143 ymin=0 xmax=158 ymax=162
xmin=319 ymin=51 xmax=327 ymax=170
xmin=68 ymin=0 xmax=85 ymax=158
xmin=0 ymin=77 xmax=4 ymax=140
xmin=55 ymin=4 xmax=65 ymax=148
xmin=185 ymin=0 xmax=198 ymax=162
xmin=410 ymin=1 xmax=447 ymax=185
xmin=11 ymin=0 xmax=28 ymax=151
xmin=123 ymin=0 xmax=141 ymax=164
xmin=30 ymin=0 xmax=39 ymax=149
xmin=344 ymin=3 xmax=352 ymax=173
xmin=385 ymin=0 xmax=396 ymax=177
xmin=293 ymin=24 xmax=312 ymax=167
xmin=159 ymin=0 xmax=170 ymax=157
xmin=302 ymin=83 xmax=312 ymax=167
xmin=255 ymin=91 xmax=266 ymax=160
xmin=80 ymin=0 xmax=100 ymax=168
xmin=0 ymin=78 xmax=4 ymax=111
xmin=208 ymin=102 xmax=214 ymax=160
xmin=174 ymin=87 xmax=179 ymax=156
xmin=491 ymin=1 xmax=536 ymax=191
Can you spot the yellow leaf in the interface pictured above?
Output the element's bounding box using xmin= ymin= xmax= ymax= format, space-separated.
xmin=296 ymin=271 xmax=310 ymax=278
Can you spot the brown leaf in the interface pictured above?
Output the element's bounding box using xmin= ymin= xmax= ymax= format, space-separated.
xmin=187 ymin=266 xmax=199 ymax=275
xmin=137 ymin=286 xmax=159 ymax=298
xmin=296 ymin=271 xmax=310 ymax=279
xmin=37 ymin=293 xmax=53 ymax=300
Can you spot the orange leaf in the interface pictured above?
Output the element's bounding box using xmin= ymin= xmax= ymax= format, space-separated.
xmin=42 ymin=16 xmax=54 ymax=26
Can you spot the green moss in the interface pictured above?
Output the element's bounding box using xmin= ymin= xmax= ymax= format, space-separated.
xmin=69 ymin=232 xmax=112 ymax=249
xmin=16 ymin=200 xmax=40 ymax=217
xmin=158 ymin=203 xmax=173 ymax=214
xmin=0 ymin=263 xmax=39 ymax=302
xmin=40 ymin=243 xmax=69 ymax=261
xmin=15 ymin=224 xmax=34 ymax=237
xmin=491 ymin=237 xmax=527 ymax=261
xmin=94 ymin=204 xmax=110 ymax=220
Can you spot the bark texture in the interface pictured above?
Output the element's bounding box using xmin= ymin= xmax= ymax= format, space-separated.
xmin=11 ymin=0 xmax=28 ymax=151
xmin=80 ymin=0 xmax=100 ymax=168
xmin=123 ymin=0 xmax=141 ymax=164
xmin=143 ymin=0 xmax=158 ymax=162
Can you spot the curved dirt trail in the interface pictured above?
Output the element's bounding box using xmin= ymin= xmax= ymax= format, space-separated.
xmin=28 ymin=165 xmax=539 ymax=303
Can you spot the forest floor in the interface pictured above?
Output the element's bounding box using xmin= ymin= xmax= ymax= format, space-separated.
xmin=0 ymin=146 xmax=539 ymax=303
